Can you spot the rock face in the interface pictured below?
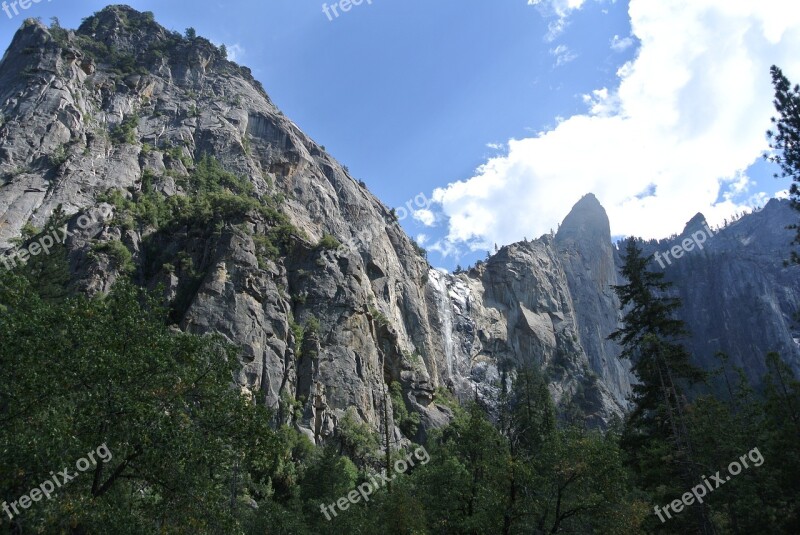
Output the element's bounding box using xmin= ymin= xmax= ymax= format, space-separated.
xmin=636 ymin=200 xmax=800 ymax=380
xmin=0 ymin=7 xmax=798 ymax=442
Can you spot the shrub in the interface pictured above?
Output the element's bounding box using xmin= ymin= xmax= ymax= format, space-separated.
xmin=369 ymin=306 xmax=389 ymax=328
xmin=111 ymin=113 xmax=139 ymax=145
xmin=317 ymin=233 xmax=340 ymax=251
xmin=390 ymin=382 xmax=420 ymax=438
xmin=337 ymin=407 xmax=379 ymax=465
xmin=289 ymin=318 xmax=304 ymax=359
xmin=91 ymin=240 xmax=135 ymax=274
xmin=411 ymin=240 xmax=427 ymax=260
xmin=20 ymin=223 xmax=41 ymax=241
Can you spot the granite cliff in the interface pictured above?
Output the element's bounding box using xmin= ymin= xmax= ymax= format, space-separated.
xmin=1 ymin=6 xmax=797 ymax=445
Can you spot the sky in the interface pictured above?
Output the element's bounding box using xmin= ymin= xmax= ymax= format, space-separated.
xmin=1 ymin=0 xmax=798 ymax=270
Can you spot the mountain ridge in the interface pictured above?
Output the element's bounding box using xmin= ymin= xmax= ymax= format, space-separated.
xmin=1 ymin=6 xmax=797 ymax=442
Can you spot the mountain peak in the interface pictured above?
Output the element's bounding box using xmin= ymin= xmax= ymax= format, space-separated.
xmin=556 ymin=193 xmax=611 ymax=244
xmin=681 ymin=212 xmax=709 ymax=236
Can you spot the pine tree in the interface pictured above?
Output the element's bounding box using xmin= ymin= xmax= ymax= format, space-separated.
xmin=766 ymin=65 xmax=800 ymax=185
xmin=766 ymin=65 xmax=800 ymax=263
xmin=609 ymin=238 xmax=710 ymax=532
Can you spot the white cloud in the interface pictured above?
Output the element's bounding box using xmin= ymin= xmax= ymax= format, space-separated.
xmin=486 ymin=142 xmax=505 ymax=150
xmin=550 ymin=44 xmax=578 ymax=66
xmin=226 ymin=43 xmax=245 ymax=62
xmin=413 ymin=209 xmax=436 ymax=226
xmin=610 ymin=34 xmax=635 ymax=51
xmin=529 ymin=0 xmax=596 ymax=40
xmin=213 ymin=41 xmax=245 ymax=61
xmin=428 ymin=239 xmax=463 ymax=259
xmin=581 ymin=87 xmax=620 ymax=116
xmin=434 ymin=0 xmax=800 ymax=251
xmin=528 ymin=0 xmax=588 ymax=19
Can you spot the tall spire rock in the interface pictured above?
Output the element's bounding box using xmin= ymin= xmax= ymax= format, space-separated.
xmin=556 ymin=193 xmax=631 ymax=406
xmin=555 ymin=193 xmax=611 ymax=245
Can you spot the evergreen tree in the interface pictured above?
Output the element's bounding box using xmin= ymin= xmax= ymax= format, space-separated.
xmin=766 ymin=65 xmax=800 ymax=186
xmin=609 ymin=238 xmax=710 ymax=533
xmin=765 ymin=65 xmax=800 ymax=263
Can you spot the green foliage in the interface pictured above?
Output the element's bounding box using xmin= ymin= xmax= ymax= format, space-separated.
xmin=20 ymin=222 xmax=40 ymax=241
xmin=305 ymin=316 xmax=320 ymax=337
xmin=411 ymin=239 xmax=427 ymax=260
xmin=765 ymin=65 xmax=800 ymax=263
xmin=0 ymin=275 xmax=288 ymax=533
xmin=96 ymin=155 xmax=302 ymax=320
xmin=10 ymin=210 xmax=70 ymax=301
xmin=412 ymin=402 xmax=509 ymax=532
xmin=48 ymin=17 xmax=69 ymax=48
xmin=317 ymin=233 xmax=341 ymax=251
xmin=165 ymin=143 xmax=193 ymax=168
xmin=369 ymin=305 xmax=389 ymax=328
xmin=4 ymin=263 xmax=794 ymax=533
xmin=185 ymin=27 xmax=197 ymax=40
xmin=336 ymin=407 xmax=379 ymax=466
xmin=433 ymin=385 xmax=461 ymax=412
xmin=279 ymin=391 xmax=305 ymax=424
xmin=99 ymin=155 xmax=296 ymax=242
xmin=90 ymin=240 xmax=135 ymax=274
xmin=48 ymin=143 xmax=68 ymax=168
xmin=611 ymin=238 xmax=713 ymax=532
xmin=110 ymin=113 xmax=139 ymax=145
xmin=290 ymin=317 xmax=304 ymax=359
xmin=390 ymin=382 xmax=421 ymax=438
xmin=766 ymin=65 xmax=800 ymax=186
xmin=289 ymin=316 xmax=321 ymax=361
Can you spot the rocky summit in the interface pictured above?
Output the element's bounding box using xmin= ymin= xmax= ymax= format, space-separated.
xmin=0 ymin=5 xmax=797 ymax=444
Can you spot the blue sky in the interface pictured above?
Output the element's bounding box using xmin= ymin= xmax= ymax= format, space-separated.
xmin=1 ymin=0 xmax=797 ymax=270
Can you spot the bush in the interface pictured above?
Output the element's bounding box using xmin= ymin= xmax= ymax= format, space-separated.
xmin=369 ymin=306 xmax=389 ymax=328
xmin=411 ymin=240 xmax=427 ymax=260
xmin=289 ymin=317 xmax=304 ymax=358
xmin=110 ymin=113 xmax=139 ymax=145
xmin=337 ymin=407 xmax=379 ymax=465
xmin=317 ymin=233 xmax=341 ymax=250
xmin=91 ymin=240 xmax=135 ymax=274
xmin=48 ymin=144 xmax=68 ymax=168
xmin=390 ymin=382 xmax=420 ymax=438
